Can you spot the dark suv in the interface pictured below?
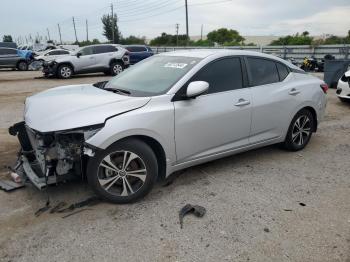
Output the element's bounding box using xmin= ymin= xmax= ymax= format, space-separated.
xmin=0 ymin=48 xmax=29 ymax=71
xmin=125 ymin=45 xmax=153 ymax=64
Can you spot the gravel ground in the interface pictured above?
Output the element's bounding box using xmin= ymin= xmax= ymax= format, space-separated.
xmin=0 ymin=71 xmax=349 ymax=262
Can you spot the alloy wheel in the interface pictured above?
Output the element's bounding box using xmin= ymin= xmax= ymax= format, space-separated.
xmin=60 ymin=67 xmax=72 ymax=78
xmin=113 ymin=64 xmax=123 ymax=75
xmin=291 ymin=115 xmax=311 ymax=146
xmin=97 ymin=151 xmax=147 ymax=197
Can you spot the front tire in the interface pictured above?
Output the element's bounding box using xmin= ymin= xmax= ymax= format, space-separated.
xmin=283 ymin=109 xmax=315 ymax=151
xmin=110 ymin=61 xmax=124 ymax=76
xmin=17 ymin=61 xmax=28 ymax=71
xmin=57 ymin=64 xmax=73 ymax=79
xmin=87 ymin=139 xmax=158 ymax=204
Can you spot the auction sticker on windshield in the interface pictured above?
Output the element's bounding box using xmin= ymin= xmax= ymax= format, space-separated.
xmin=164 ymin=62 xmax=188 ymax=69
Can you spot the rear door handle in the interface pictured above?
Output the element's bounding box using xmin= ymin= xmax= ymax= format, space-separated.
xmin=235 ymin=99 xmax=250 ymax=107
xmin=289 ymin=88 xmax=300 ymax=95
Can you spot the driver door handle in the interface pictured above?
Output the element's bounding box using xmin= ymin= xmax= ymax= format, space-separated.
xmin=289 ymin=88 xmax=300 ymax=95
xmin=235 ymin=99 xmax=250 ymax=107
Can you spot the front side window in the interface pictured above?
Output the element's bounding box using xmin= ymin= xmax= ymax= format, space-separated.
xmin=191 ymin=57 xmax=243 ymax=94
xmin=247 ymin=57 xmax=279 ymax=86
xmin=79 ymin=47 xmax=93 ymax=56
xmin=106 ymin=55 xmax=202 ymax=96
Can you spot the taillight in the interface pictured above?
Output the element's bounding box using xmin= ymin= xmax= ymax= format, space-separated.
xmin=320 ymin=83 xmax=328 ymax=94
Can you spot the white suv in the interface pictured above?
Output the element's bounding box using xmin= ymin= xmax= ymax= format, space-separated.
xmin=42 ymin=44 xmax=130 ymax=78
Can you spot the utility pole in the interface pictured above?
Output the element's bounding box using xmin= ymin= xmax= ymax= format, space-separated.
xmin=86 ymin=19 xmax=89 ymax=42
xmin=111 ymin=3 xmax=115 ymax=44
xmin=47 ymin=28 xmax=51 ymax=42
xmin=185 ymin=0 xmax=189 ymax=45
xmin=57 ymin=23 xmax=62 ymax=44
xmin=200 ymin=24 xmax=203 ymax=41
xmin=176 ymin=23 xmax=179 ymax=46
xmin=72 ymin=16 xmax=78 ymax=43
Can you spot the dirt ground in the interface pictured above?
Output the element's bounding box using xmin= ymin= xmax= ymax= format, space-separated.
xmin=0 ymin=70 xmax=349 ymax=262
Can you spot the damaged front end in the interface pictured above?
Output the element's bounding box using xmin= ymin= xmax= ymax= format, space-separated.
xmin=9 ymin=122 xmax=101 ymax=189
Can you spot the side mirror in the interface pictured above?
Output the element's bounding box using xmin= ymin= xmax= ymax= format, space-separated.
xmin=186 ymin=81 xmax=209 ymax=99
xmin=76 ymin=52 xmax=82 ymax=58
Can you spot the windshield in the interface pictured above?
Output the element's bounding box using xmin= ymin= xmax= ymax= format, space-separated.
xmin=105 ymin=55 xmax=202 ymax=96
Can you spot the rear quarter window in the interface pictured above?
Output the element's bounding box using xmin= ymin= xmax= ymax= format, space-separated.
xmin=276 ymin=63 xmax=290 ymax=81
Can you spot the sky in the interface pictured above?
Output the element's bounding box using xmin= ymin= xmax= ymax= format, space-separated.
xmin=0 ymin=0 xmax=349 ymax=43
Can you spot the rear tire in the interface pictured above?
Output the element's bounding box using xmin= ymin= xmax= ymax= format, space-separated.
xmin=87 ymin=139 xmax=158 ymax=204
xmin=110 ymin=61 xmax=124 ymax=76
xmin=282 ymin=109 xmax=315 ymax=151
xmin=57 ymin=64 xmax=73 ymax=79
xmin=17 ymin=61 xmax=28 ymax=71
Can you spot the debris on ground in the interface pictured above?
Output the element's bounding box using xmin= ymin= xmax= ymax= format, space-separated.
xmin=283 ymin=209 xmax=293 ymax=212
xmin=61 ymin=208 xmax=92 ymax=219
xmin=264 ymin=227 xmax=270 ymax=233
xmin=0 ymin=179 xmax=25 ymax=192
xmin=299 ymin=202 xmax=306 ymax=207
xmin=34 ymin=200 xmax=51 ymax=217
xmin=34 ymin=196 xmax=101 ymax=218
xmin=179 ymin=204 xmax=206 ymax=229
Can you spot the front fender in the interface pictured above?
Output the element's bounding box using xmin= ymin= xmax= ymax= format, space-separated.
xmin=86 ymin=96 xmax=176 ymax=167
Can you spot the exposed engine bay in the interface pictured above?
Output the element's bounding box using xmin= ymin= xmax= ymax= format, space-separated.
xmin=9 ymin=121 xmax=100 ymax=189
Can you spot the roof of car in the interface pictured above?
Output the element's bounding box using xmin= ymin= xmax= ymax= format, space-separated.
xmin=160 ymin=49 xmax=298 ymax=68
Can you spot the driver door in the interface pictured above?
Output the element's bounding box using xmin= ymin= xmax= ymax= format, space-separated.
xmin=174 ymin=57 xmax=252 ymax=164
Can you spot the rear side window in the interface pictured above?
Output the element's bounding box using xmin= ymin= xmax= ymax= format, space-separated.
xmin=191 ymin=57 xmax=243 ymax=94
xmin=247 ymin=57 xmax=279 ymax=86
xmin=276 ymin=63 xmax=289 ymax=81
xmin=49 ymin=50 xmax=60 ymax=55
xmin=0 ymin=48 xmax=17 ymax=55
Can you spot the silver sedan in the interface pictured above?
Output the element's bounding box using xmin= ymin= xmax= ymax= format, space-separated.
xmin=11 ymin=50 xmax=327 ymax=203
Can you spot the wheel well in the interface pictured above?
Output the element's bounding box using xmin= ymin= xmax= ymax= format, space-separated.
xmin=16 ymin=60 xmax=27 ymax=67
xmin=109 ymin=59 xmax=123 ymax=67
xmin=303 ymin=106 xmax=318 ymax=132
xmin=119 ymin=135 xmax=167 ymax=181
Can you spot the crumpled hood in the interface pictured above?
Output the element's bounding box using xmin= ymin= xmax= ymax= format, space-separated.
xmin=24 ymin=84 xmax=150 ymax=133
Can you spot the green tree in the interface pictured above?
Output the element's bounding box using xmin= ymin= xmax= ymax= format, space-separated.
xmin=206 ymin=28 xmax=245 ymax=45
xmin=101 ymin=14 xmax=121 ymax=43
xmin=3 ymin=35 xmax=13 ymax=42
xmin=269 ymin=32 xmax=313 ymax=45
xmin=149 ymin=33 xmax=190 ymax=46
xmin=121 ymin=35 xmax=146 ymax=45
xmin=77 ymin=39 xmax=101 ymax=47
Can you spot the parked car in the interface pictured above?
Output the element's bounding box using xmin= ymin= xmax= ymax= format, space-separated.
xmin=10 ymin=50 xmax=327 ymax=203
xmin=35 ymin=49 xmax=71 ymax=63
xmin=124 ymin=45 xmax=153 ymax=64
xmin=0 ymin=42 xmax=17 ymax=48
xmin=336 ymin=69 xmax=350 ymax=102
xmin=0 ymin=47 xmax=29 ymax=70
xmin=42 ymin=44 xmax=130 ymax=78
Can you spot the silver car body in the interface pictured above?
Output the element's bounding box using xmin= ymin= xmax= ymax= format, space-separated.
xmin=35 ymin=49 xmax=71 ymax=62
xmin=336 ymin=69 xmax=350 ymax=101
xmin=21 ymin=50 xmax=326 ymax=182
xmin=55 ymin=44 xmax=128 ymax=72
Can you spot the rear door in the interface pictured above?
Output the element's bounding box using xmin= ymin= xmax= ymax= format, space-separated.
xmin=93 ymin=45 xmax=118 ymax=69
xmin=174 ymin=57 xmax=252 ymax=163
xmin=246 ymin=57 xmax=296 ymax=143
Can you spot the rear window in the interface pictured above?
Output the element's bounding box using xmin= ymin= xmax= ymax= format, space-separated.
xmin=247 ymin=57 xmax=279 ymax=86
xmin=126 ymin=46 xmax=147 ymax=52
